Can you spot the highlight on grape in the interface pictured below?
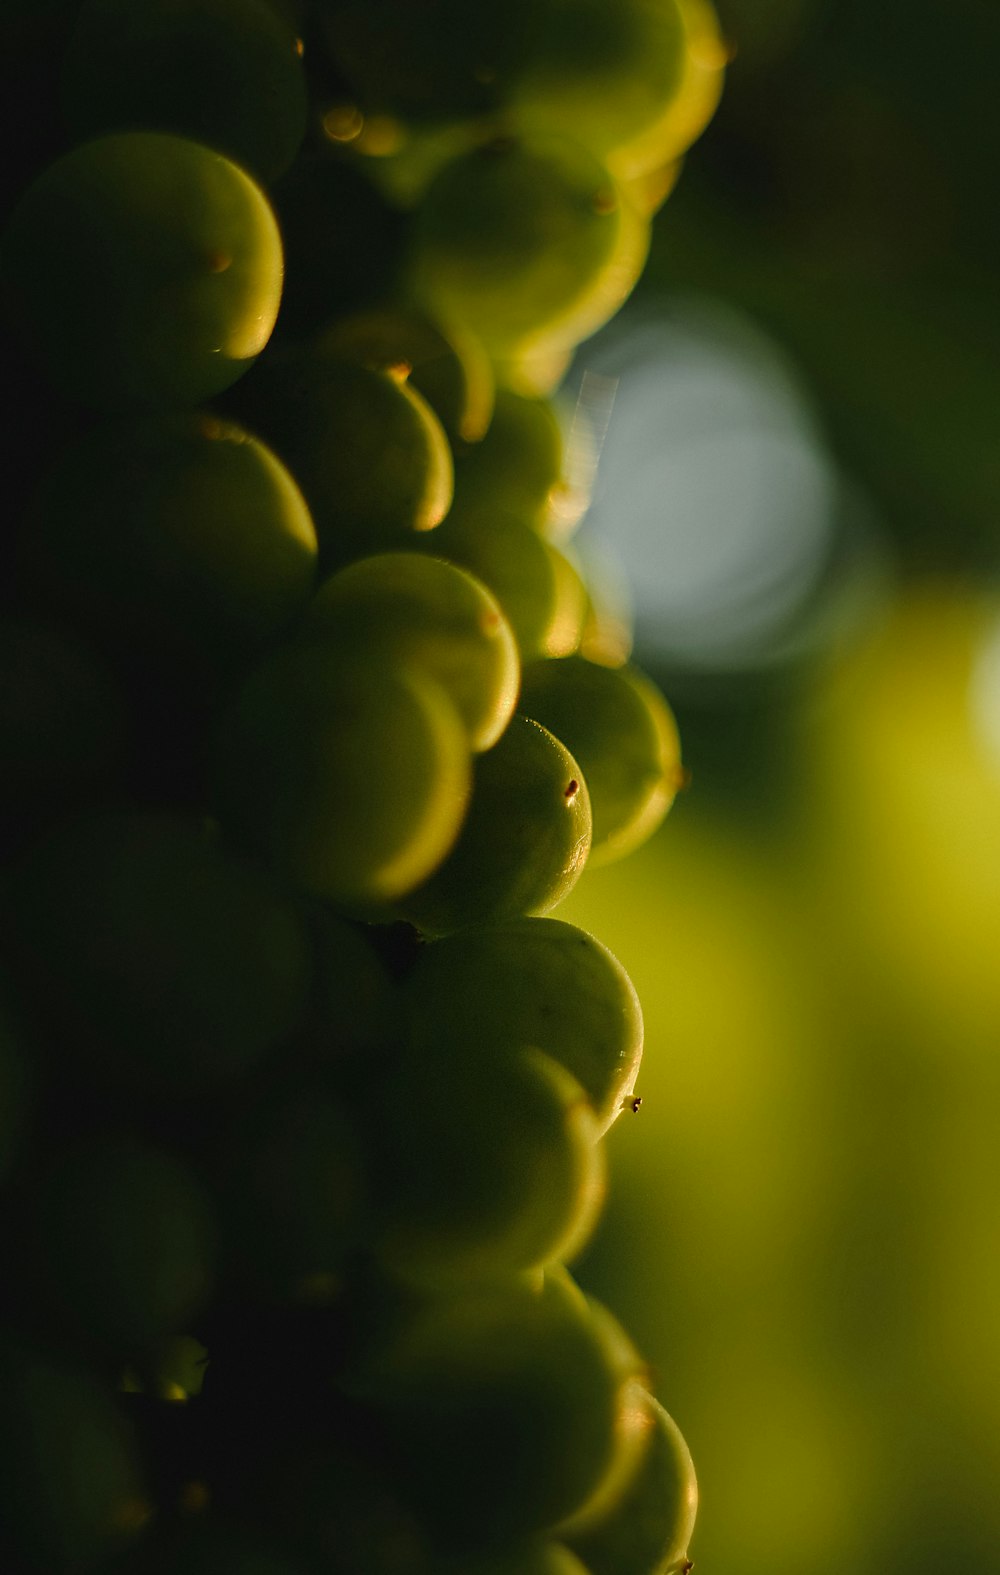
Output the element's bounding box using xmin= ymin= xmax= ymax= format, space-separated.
xmin=0 ymin=2 xmax=723 ymax=1570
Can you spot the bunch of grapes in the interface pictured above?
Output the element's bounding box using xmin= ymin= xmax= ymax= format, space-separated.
xmin=0 ymin=2 xmax=724 ymax=1572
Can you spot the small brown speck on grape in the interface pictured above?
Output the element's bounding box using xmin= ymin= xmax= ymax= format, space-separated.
xmin=206 ymin=252 xmax=232 ymax=273
xmin=592 ymin=188 xmax=618 ymax=215
xmin=631 ymin=1096 xmax=642 ymax=1114
xmin=564 ymin=779 xmax=579 ymax=800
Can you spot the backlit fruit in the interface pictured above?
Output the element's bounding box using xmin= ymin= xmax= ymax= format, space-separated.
xmin=210 ymin=644 xmax=472 ymax=907
xmin=24 ymin=412 xmax=317 ymax=682
xmin=369 ymin=1042 xmax=605 ymax=1286
xmin=0 ymin=131 xmax=283 ymax=411
xmin=399 ymin=715 xmax=591 ymax=934
xmin=564 ymin=1392 xmax=699 ymax=1575
xmin=347 ymin=1271 xmax=646 ymax=1545
xmin=519 ymin=655 xmax=684 ymax=863
xmin=403 ymin=917 xmax=643 ymax=1133
xmin=408 ymin=135 xmax=637 ymax=355
xmin=227 ymin=350 xmax=453 ymax=569
xmin=301 ymin=552 xmax=519 ymax=752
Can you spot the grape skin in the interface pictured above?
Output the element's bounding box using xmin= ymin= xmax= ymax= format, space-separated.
xmin=0 ymin=0 xmax=709 ymax=1564
xmin=209 ymin=644 xmax=472 ymax=907
xmin=399 ymin=715 xmax=592 ymax=935
xmin=300 ymin=551 xmax=520 ymax=753
xmin=0 ymin=132 xmax=284 ymax=411
xmin=402 ymin=916 xmax=644 ymax=1134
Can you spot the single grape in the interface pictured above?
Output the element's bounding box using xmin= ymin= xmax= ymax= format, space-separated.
xmin=226 ymin=349 xmax=453 ymax=570
xmin=28 ymin=1134 xmax=218 ymax=1351
xmin=407 ymin=135 xmax=634 ymax=354
xmin=0 ymin=131 xmax=283 ymax=411
xmin=209 ymin=644 xmax=472 ymax=907
xmin=519 ymin=656 xmax=684 ymax=864
xmin=399 ymin=715 xmax=591 ymax=935
xmin=319 ymin=303 xmax=495 ymax=444
xmin=9 ymin=809 xmax=313 ymax=1095
xmin=0 ymin=1334 xmax=151 ymax=1572
xmin=563 ymin=1393 xmax=698 ymax=1575
xmin=416 ymin=506 xmax=586 ymax=661
xmin=402 ymin=916 xmax=643 ymax=1134
xmin=346 ymin=1270 xmax=646 ymax=1545
xmin=300 ymin=552 xmax=520 ymax=752
xmin=23 ymin=412 xmax=318 ymax=684
xmin=368 ymin=1042 xmax=604 ymax=1287
xmin=62 ymin=0 xmax=308 ymax=185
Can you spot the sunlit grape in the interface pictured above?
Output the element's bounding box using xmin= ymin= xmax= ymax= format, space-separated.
xmin=1 ymin=132 xmax=283 ymax=410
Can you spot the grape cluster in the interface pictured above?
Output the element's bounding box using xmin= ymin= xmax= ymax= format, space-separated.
xmin=0 ymin=2 xmax=722 ymax=1571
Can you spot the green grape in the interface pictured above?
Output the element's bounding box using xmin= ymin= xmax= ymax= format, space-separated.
xmin=227 ymin=349 xmax=453 ymax=570
xmin=9 ymin=809 xmax=313 ymax=1094
xmin=30 ymin=1135 xmax=218 ymax=1350
xmin=209 ymin=644 xmax=472 ymax=907
xmin=319 ymin=303 xmax=495 ymax=444
xmin=218 ymin=1077 xmax=367 ymax=1305
xmin=452 ymin=388 xmax=565 ymax=527
xmin=0 ymin=131 xmax=283 ymax=411
xmin=507 ymin=0 xmax=687 ymax=163
xmin=607 ymin=0 xmax=726 ymax=179
xmin=314 ymin=0 xmax=535 ymax=125
xmin=564 ymin=1394 xmax=698 ymax=1575
xmin=399 ymin=715 xmax=591 ymax=935
xmin=62 ymin=0 xmax=308 ymax=185
xmin=347 ymin=1270 xmax=646 ymax=1545
xmin=519 ymin=656 xmax=684 ymax=864
xmin=369 ymin=1042 xmax=604 ymax=1287
xmin=24 ymin=413 xmax=317 ymax=684
xmin=407 ymin=135 xmax=638 ymax=355
xmin=300 ymin=552 xmax=520 ymax=752
xmin=416 ymin=506 xmax=586 ymax=661
xmin=402 ymin=917 xmax=643 ymax=1134
xmin=0 ymin=1334 xmax=151 ymax=1571
xmin=269 ymin=153 xmax=408 ymax=340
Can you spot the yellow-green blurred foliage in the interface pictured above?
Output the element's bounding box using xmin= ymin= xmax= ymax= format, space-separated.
xmin=563 ymin=583 xmax=1000 ymax=1575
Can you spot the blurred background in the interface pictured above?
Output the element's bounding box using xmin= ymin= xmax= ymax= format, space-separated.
xmin=560 ymin=2 xmax=1000 ymax=1571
